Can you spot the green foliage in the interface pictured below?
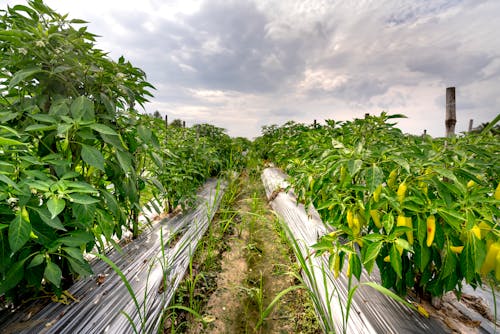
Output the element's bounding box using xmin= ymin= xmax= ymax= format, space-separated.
xmin=255 ymin=113 xmax=500 ymax=298
xmin=0 ymin=1 xmax=240 ymax=301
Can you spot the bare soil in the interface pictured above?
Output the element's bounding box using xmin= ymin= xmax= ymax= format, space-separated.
xmin=164 ymin=170 xmax=321 ymax=334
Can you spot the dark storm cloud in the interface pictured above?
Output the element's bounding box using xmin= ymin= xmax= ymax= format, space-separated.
xmin=96 ymin=0 xmax=331 ymax=94
xmin=178 ymin=0 xmax=307 ymax=92
xmin=406 ymin=51 xmax=493 ymax=85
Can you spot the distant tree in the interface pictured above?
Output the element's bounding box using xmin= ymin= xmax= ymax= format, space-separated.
xmin=192 ymin=123 xmax=226 ymax=138
xmin=153 ymin=110 xmax=161 ymax=119
xmin=170 ymin=119 xmax=183 ymax=127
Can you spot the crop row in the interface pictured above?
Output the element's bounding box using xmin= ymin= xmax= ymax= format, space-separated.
xmin=0 ymin=1 xmax=249 ymax=302
xmin=254 ymin=113 xmax=499 ymax=298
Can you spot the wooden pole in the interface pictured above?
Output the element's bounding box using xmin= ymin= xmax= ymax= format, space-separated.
xmin=313 ymin=119 xmax=317 ymax=129
xmin=165 ymin=115 xmax=168 ymax=128
xmin=468 ymin=119 xmax=473 ymax=132
xmin=445 ymin=87 xmax=456 ymax=137
xmin=182 ymin=121 xmax=186 ymax=128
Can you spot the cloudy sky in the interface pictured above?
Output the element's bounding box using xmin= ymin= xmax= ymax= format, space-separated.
xmin=3 ymin=0 xmax=500 ymax=138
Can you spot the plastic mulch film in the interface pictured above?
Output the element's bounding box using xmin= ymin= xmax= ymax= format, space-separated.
xmin=262 ymin=167 xmax=449 ymax=334
xmin=0 ymin=178 xmax=225 ymax=334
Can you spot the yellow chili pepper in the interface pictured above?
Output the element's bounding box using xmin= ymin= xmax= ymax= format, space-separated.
xmin=397 ymin=182 xmax=407 ymax=204
xmin=481 ymin=242 xmax=500 ymax=276
xmin=467 ymin=180 xmax=475 ymax=188
xmin=333 ymin=253 xmax=340 ymax=278
xmin=397 ymin=215 xmax=406 ymax=227
xmin=384 ymin=255 xmax=390 ymax=262
xmin=346 ymin=210 xmax=354 ymax=230
xmin=405 ymin=216 xmax=413 ymax=245
xmin=370 ymin=209 xmax=382 ymax=229
xmin=418 ymin=181 xmax=428 ymax=196
xmin=450 ymin=245 xmax=464 ymax=254
xmin=495 ymin=182 xmax=500 ymax=200
xmin=495 ymin=251 xmax=500 ymax=281
xmin=355 ymin=238 xmax=364 ymax=247
xmin=340 ymin=166 xmax=346 ymax=184
xmin=352 ymin=214 xmax=361 ymax=236
xmin=471 ymin=225 xmax=481 ymax=240
xmin=415 ymin=303 xmax=429 ymax=318
xmin=478 ymin=222 xmax=491 ymax=239
xmin=373 ymin=185 xmax=382 ymax=202
xmin=396 ymin=245 xmax=403 ymax=255
xmin=388 ymin=170 xmax=398 ymax=189
xmin=426 ymin=215 xmax=436 ymax=247
xmin=346 ymin=253 xmax=352 ymax=277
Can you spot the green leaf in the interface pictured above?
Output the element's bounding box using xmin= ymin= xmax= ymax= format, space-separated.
xmin=57 ymin=123 xmax=73 ymax=136
xmin=65 ymin=181 xmax=98 ymax=194
xmin=100 ymin=133 xmax=126 ymax=150
xmin=395 ymin=238 xmax=412 ymax=252
xmin=415 ymin=243 xmax=431 ymax=272
xmin=137 ymin=125 xmax=152 ymax=142
xmin=0 ymin=259 xmax=26 ymax=294
xmin=49 ymin=100 xmax=70 ymax=116
xmin=89 ymin=123 xmax=119 ymax=136
xmin=99 ymin=93 xmax=115 ymax=114
xmin=61 ymin=171 xmax=81 ymax=180
xmin=62 ymin=247 xmax=85 ymax=263
xmin=44 ymin=261 xmax=62 ymax=288
xmin=81 ymin=145 xmax=105 ymax=171
xmin=363 ymin=241 xmax=383 ymax=265
xmin=441 ymin=249 xmax=456 ymax=279
xmin=28 ymin=113 xmax=57 ymax=123
xmin=25 ymin=124 xmax=57 ymax=132
xmin=437 ymin=208 xmax=463 ymax=232
xmin=347 ymin=159 xmax=363 ymax=176
xmin=28 ymin=254 xmax=45 ymax=268
xmin=69 ymin=193 xmax=99 ymax=204
xmin=47 ymin=197 xmax=66 ymax=219
xmin=69 ymin=18 xmax=89 ymax=24
xmin=0 ymin=136 xmax=26 ymax=146
xmin=350 ymin=252 xmax=362 ymax=280
xmin=362 ymin=282 xmax=417 ymax=312
xmin=417 ymin=215 xmax=426 ymax=246
xmin=58 ymin=231 xmax=94 ymax=247
xmin=34 ymin=207 xmax=66 ymax=231
xmin=365 ymin=165 xmax=384 ymax=192
xmin=8 ymin=208 xmax=31 ymax=253
xmin=433 ymin=178 xmax=452 ymax=207
xmin=116 ymin=150 xmax=133 ymax=173
xmin=67 ymin=257 xmax=93 ymax=277
xmin=8 ymin=67 xmax=42 ymax=89
xmin=460 ymin=234 xmax=486 ymax=283
xmin=72 ymin=203 xmax=96 ymax=228
xmin=70 ymin=96 xmax=94 ymax=121
xmin=433 ymin=167 xmax=458 ymax=183
xmin=392 ymin=157 xmax=410 ymax=173
xmin=151 ymin=152 xmax=163 ymax=168
xmin=390 ymin=244 xmax=402 ymax=278
xmin=0 ymin=174 xmax=21 ymax=191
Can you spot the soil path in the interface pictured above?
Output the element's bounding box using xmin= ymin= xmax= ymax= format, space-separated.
xmin=166 ymin=170 xmax=321 ymax=333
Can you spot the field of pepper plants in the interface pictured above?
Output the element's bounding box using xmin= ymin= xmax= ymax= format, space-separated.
xmin=0 ymin=0 xmax=249 ymax=304
xmin=254 ymin=113 xmax=500 ymax=299
xmin=1 ymin=1 xmax=499 ymax=332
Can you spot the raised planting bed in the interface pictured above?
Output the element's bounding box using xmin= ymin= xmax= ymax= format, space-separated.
xmin=262 ymin=167 xmax=498 ymax=334
xmin=0 ymin=178 xmax=225 ymax=334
